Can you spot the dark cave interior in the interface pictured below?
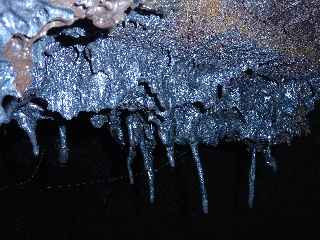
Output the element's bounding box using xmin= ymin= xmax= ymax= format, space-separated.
xmin=0 ymin=6 xmax=320 ymax=238
xmin=0 ymin=99 xmax=319 ymax=238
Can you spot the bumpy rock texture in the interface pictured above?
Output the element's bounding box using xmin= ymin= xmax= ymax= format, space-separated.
xmin=1 ymin=0 xmax=320 ymax=212
xmin=0 ymin=0 xmax=75 ymax=117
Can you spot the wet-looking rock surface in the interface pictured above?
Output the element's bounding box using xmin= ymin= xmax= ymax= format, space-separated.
xmin=0 ymin=0 xmax=319 ymax=226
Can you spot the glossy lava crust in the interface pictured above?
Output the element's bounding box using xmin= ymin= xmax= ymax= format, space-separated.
xmin=0 ymin=0 xmax=320 ymax=212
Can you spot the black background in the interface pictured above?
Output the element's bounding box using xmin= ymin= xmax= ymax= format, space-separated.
xmin=1 ymin=101 xmax=320 ymax=239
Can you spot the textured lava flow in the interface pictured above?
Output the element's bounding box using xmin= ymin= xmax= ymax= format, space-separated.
xmin=0 ymin=0 xmax=320 ymax=212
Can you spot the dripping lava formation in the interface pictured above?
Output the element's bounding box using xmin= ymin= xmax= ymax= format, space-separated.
xmin=0 ymin=0 xmax=319 ymax=213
